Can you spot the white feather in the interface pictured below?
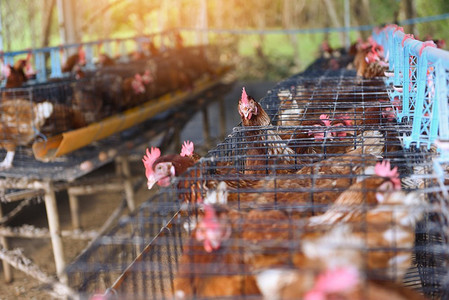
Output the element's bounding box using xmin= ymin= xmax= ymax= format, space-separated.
xmin=175 ymin=290 xmax=185 ymax=299
xmin=382 ymin=228 xmax=410 ymax=243
xmin=302 ymin=225 xmax=364 ymax=269
xmin=204 ymin=181 xmax=228 ymax=205
xmin=35 ymin=101 xmax=53 ymax=120
xmin=255 ymin=269 xmax=300 ymax=300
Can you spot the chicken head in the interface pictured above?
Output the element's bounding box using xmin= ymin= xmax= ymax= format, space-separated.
xmin=195 ymin=204 xmax=231 ymax=252
xmin=308 ymin=114 xmax=331 ymax=140
xmin=331 ymin=114 xmax=354 ymax=138
xmin=143 ymin=147 xmax=162 ymax=189
xmin=238 ymin=87 xmax=258 ymax=120
xmin=152 ymin=161 xmax=176 ymax=187
xmin=142 ymin=70 xmax=153 ymax=85
xmin=374 ymin=160 xmax=401 ymax=191
xmin=132 ymin=74 xmax=146 ymax=94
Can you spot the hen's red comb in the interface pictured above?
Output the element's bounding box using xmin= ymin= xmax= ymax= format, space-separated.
xmin=142 ymin=147 xmax=161 ymax=178
xmin=180 ymin=140 xmax=194 ymax=157
xmin=374 ymin=160 xmax=401 ymax=189
xmin=135 ymin=73 xmax=143 ymax=81
xmin=320 ymin=114 xmax=331 ymax=127
xmin=241 ymin=87 xmax=249 ymax=105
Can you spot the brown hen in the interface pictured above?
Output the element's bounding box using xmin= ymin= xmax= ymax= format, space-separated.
xmin=0 ymin=100 xmax=53 ymax=169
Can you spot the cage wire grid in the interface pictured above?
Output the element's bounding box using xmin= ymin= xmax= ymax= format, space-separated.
xmin=65 ymin=69 xmax=449 ymax=299
xmin=0 ymin=45 xmax=221 ymax=181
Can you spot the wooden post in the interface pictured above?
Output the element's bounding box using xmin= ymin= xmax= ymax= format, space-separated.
xmin=173 ymin=127 xmax=182 ymax=153
xmin=0 ymin=0 xmax=4 ymax=52
xmin=202 ymin=106 xmax=211 ymax=148
xmin=115 ymin=156 xmax=122 ymax=177
xmin=344 ymin=0 xmax=350 ymax=50
xmin=118 ymin=157 xmax=136 ymax=212
xmin=56 ymin=0 xmax=79 ymax=52
xmin=322 ymin=0 xmax=345 ymax=46
xmin=67 ymin=191 xmax=81 ymax=230
xmin=0 ymin=248 xmax=77 ymax=299
xmin=219 ymin=97 xmax=227 ymax=140
xmin=0 ymin=204 xmax=12 ymax=283
xmin=199 ymin=0 xmax=209 ymax=45
xmin=43 ymin=181 xmax=67 ymax=284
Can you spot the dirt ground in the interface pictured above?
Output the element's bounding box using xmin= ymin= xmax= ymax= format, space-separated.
xmin=0 ymin=81 xmax=275 ymax=300
xmin=0 ymin=161 xmax=150 ymax=300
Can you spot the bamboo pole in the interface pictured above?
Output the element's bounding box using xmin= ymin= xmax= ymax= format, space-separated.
xmin=173 ymin=126 xmax=181 ymax=153
xmin=70 ymin=198 xmax=128 ymax=263
xmin=219 ymin=96 xmax=227 ymax=140
xmin=1 ymin=189 xmax=43 ymax=203
xmin=68 ymin=192 xmax=81 ymax=230
xmin=0 ymin=196 xmax=42 ymax=226
xmin=202 ymin=105 xmax=211 ymax=148
xmin=68 ymin=182 xmax=124 ymax=195
xmin=344 ymin=0 xmax=350 ymax=50
xmin=0 ymin=248 xmax=78 ymax=299
xmin=118 ymin=156 xmax=136 ymax=212
xmin=0 ymin=204 xmax=12 ymax=283
xmin=0 ymin=178 xmax=60 ymax=190
xmin=43 ymin=181 xmax=67 ymax=284
xmin=0 ymin=225 xmax=97 ymax=240
xmin=322 ymin=0 xmax=345 ymax=44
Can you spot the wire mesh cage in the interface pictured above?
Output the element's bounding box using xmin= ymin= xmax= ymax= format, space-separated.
xmin=0 ymin=44 xmax=223 ymax=174
xmin=63 ymin=67 xmax=449 ymax=300
xmin=0 ymin=81 xmax=78 ymax=167
xmin=65 ymin=190 xmax=182 ymax=298
xmin=0 ymin=74 xmax=125 ymax=164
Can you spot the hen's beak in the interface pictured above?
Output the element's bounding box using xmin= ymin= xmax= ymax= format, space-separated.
xmin=148 ymin=172 xmax=172 ymax=188
xmin=241 ymin=106 xmax=252 ymax=120
xmin=239 ymin=103 xmax=253 ymax=120
xmin=148 ymin=165 xmax=175 ymax=189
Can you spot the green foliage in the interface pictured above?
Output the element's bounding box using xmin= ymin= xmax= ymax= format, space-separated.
xmin=415 ymin=0 xmax=449 ymax=43
xmin=2 ymin=0 xmax=449 ymax=78
xmin=369 ymin=0 xmax=401 ymax=25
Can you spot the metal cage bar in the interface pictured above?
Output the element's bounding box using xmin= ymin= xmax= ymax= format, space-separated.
xmin=63 ymin=67 xmax=449 ymax=299
xmin=374 ymin=25 xmax=449 ymax=151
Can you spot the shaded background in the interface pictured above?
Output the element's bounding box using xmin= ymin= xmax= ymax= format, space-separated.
xmin=1 ymin=0 xmax=449 ymax=80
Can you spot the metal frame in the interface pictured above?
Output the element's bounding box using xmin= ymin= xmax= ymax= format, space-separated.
xmin=0 ymin=30 xmax=180 ymax=84
xmin=0 ymin=78 xmax=229 ymax=297
xmin=64 ymin=69 xmax=448 ymax=299
xmin=373 ymin=25 xmax=449 ymax=149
